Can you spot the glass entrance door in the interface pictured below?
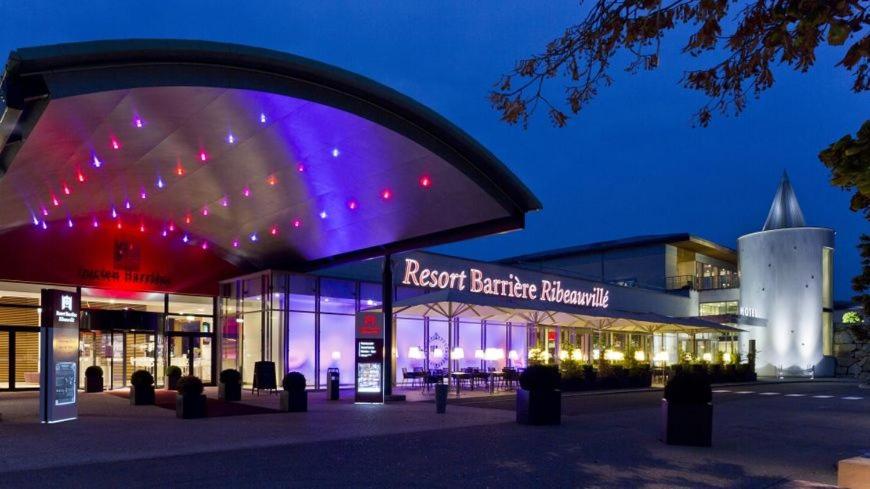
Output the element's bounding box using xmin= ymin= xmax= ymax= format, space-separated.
xmin=166 ymin=333 xmax=212 ymax=384
xmin=0 ymin=327 xmax=41 ymax=391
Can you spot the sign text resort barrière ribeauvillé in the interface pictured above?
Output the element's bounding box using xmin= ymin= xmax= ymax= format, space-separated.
xmin=401 ymin=258 xmax=610 ymax=308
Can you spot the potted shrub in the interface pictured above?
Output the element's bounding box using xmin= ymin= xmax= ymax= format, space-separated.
xmin=219 ymin=369 xmax=242 ymax=402
xmin=84 ymin=365 xmax=104 ymax=393
xmin=129 ymin=370 xmax=155 ymax=405
xmin=516 ymin=364 xmax=561 ymax=425
xmin=165 ymin=366 xmax=182 ymax=390
xmin=176 ymin=375 xmax=207 ymax=419
xmin=280 ymin=372 xmax=307 ymax=412
xmin=661 ymin=371 xmax=713 ymax=447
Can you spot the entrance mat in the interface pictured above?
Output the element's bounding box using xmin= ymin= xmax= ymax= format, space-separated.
xmin=108 ymin=389 xmax=282 ymax=417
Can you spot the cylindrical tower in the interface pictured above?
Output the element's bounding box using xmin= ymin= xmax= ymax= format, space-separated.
xmin=738 ymin=173 xmax=834 ymax=377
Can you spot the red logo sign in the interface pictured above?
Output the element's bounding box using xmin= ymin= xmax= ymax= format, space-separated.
xmin=359 ymin=314 xmax=381 ymax=335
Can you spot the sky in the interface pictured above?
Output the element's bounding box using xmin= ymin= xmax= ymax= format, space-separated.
xmin=0 ymin=0 xmax=866 ymax=300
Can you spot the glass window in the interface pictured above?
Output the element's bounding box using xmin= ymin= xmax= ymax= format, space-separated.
xmin=396 ymin=317 xmax=424 ymax=378
xmin=168 ymin=294 xmax=212 ymax=316
xmin=320 ymin=278 xmax=356 ymax=314
xmin=699 ymin=301 xmax=738 ymax=316
xmin=457 ymin=320 xmax=481 ymax=370
xmin=14 ymin=331 xmax=40 ymax=388
xmin=319 ymin=313 xmax=355 ymax=386
xmin=289 ymin=275 xmax=317 ymax=311
xmin=241 ymin=311 xmax=263 ymax=384
xmin=287 ymin=311 xmax=316 ymax=386
xmin=486 ymin=322 xmax=508 ymax=370
xmin=359 ymin=282 xmax=382 ymax=308
xmin=166 ymin=315 xmax=212 ymax=332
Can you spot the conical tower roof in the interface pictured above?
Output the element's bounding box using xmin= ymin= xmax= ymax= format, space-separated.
xmin=762 ymin=172 xmax=806 ymax=231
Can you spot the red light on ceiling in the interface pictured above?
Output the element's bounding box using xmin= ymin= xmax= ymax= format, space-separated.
xmin=297 ymin=163 xmax=305 ymax=172
xmin=267 ymin=175 xmax=277 ymax=186
xmin=201 ymin=241 xmax=208 ymax=250
xmin=232 ymin=239 xmax=240 ymax=248
xmin=111 ymin=138 xmax=121 ymax=150
xmin=41 ymin=207 xmax=48 ymax=217
xmin=176 ymin=164 xmax=185 ymax=176
xmin=242 ymin=187 xmax=251 ymax=198
xmin=202 ymin=206 xmax=209 ymax=217
xmin=62 ymin=183 xmax=71 ymax=195
xmin=77 ymin=171 xmax=86 ymax=183
xmin=270 ymin=225 xmax=279 ymax=236
xmin=51 ymin=195 xmax=60 ymax=206
xmin=380 ymin=189 xmax=392 ymax=200
xmin=168 ymin=222 xmax=176 ymax=232
xmin=419 ymin=175 xmax=432 ymax=188
xmin=292 ymin=218 xmax=302 ymax=228
xmin=116 ymin=220 xmax=122 ymax=230
xmin=92 ymin=218 xmax=99 ymax=228
xmin=347 ymin=199 xmax=358 ymax=210
xmin=139 ymin=224 xmax=146 ymax=233
xmin=199 ymin=151 xmax=208 ymax=162
xmin=184 ymin=215 xmax=191 ymax=225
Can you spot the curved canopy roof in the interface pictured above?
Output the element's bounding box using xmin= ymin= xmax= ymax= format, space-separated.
xmin=0 ymin=40 xmax=540 ymax=272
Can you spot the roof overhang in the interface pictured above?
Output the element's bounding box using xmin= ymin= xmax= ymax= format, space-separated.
xmin=0 ymin=40 xmax=541 ymax=283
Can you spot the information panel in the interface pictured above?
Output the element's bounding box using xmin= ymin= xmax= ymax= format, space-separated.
xmin=355 ymin=312 xmax=384 ymax=403
xmin=39 ymin=289 xmax=80 ymax=423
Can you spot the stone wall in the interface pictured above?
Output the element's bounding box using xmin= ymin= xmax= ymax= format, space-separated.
xmin=833 ymin=323 xmax=870 ymax=384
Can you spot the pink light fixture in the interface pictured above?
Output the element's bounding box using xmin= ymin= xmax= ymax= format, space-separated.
xmin=184 ymin=215 xmax=191 ymax=225
xmin=296 ymin=163 xmax=305 ymax=172
xmin=419 ymin=175 xmax=432 ymax=188
xmin=92 ymin=217 xmax=99 ymax=228
xmin=124 ymin=199 xmax=132 ymax=210
xmin=292 ymin=218 xmax=302 ymax=228
xmin=270 ymin=225 xmax=279 ymax=236
xmin=140 ymin=189 xmax=147 ymax=200
xmin=168 ymin=222 xmax=176 ymax=232
xmin=67 ymin=217 xmax=74 ymax=228
xmin=259 ymin=113 xmax=267 ymax=124
xmin=201 ymin=241 xmax=208 ymax=250
xmin=62 ymin=183 xmax=71 ymax=195
xmin=51 ymin=195 xmax=60 ymax=206
xmin=92 ymin=154 xmax=102 ymax=168
xmin=199 ymin=151 xmax=208 ymax=162
xmin=242 ymin=187 xmax=251 ymax=198
xmin=347 ymin=199 xmax=358 ymax=210
xmin=380 ymin=189 xmax=392 ymax=200
xmin=220 ymin=196 xmax=229 ymax=207
xmin=182 ymin=234 xmax=189 ymax=243
xmin=232 ymin=239 xmax=240 ymax=248
xmin=201 ymin=206 xmax=209 ymax=217
xmin=111 ymin=138 xmax=120 ymax=150
xmin=134 ymin=118 xmax=144 ymax=128
xmin=77 ymin=170 xmax=86 ymax=183
xmin=111 ymin=207 xmax=118 ymax=219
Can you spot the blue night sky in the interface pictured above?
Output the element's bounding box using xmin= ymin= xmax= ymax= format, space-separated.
xmin=0 ymin=1 xmax=866 ymax=299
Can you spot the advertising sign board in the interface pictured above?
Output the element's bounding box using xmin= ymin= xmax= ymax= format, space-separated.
xmin=39 ymin=289 xmax=81 ymax=423
xmin=355 ymin=312 xmax=384 ymax=403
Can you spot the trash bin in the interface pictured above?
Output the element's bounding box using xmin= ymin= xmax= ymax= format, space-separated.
xmin=435 ymin=382 xmax=448 ymax=413
xmin=327 ymin=367 xmax=340 ymax=400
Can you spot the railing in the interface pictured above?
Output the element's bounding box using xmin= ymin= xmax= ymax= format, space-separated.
xmin=665 ymin=275 xmax=740 ymax=291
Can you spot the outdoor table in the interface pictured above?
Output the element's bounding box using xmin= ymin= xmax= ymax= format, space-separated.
xmin=488 ymin=372 xmax=504 ymax=393
xmin=450 ymin=372 xmax=471 ymax=397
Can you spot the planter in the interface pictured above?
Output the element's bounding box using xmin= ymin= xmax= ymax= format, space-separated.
xmin=176 ymin=394 xmax=208 ymax=419
xmin=435 ymin=383 xmax=448 ymax=413
xmin=661 ymin=399 xmax=712 ymax=447
xmin=165 ymin=375 xmax=180 ymax=391
xmin=129 ymin=385 xmax=155 ymax=405
xmin=516 ymin=388 xmax=561 ymax=425
xmin=85 ymin=376 xmax=104 ymax=393
xmin=219 ymin=381 xmax=242 ymax=402
xmin=280 ymin=390 xmax=308 ymax=412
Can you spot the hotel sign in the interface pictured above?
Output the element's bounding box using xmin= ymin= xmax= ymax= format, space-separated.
xmin=400 ymin=257 xmax=610 ymax=309
xmin=40 ymin=289 xmax=81 ymax=424
xmin=354 ymin=312 xmax=384 ymax=404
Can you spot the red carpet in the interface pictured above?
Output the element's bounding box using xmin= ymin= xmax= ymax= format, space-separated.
xmin=108 ymin=389 xmax=281 ymax=417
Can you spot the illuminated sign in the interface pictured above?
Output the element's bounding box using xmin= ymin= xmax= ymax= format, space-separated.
xmin=355 ymin=312 xmax=384 ymax=403
xmin=40 ymin=289 xmax=81 ymax=423
xmin=400 ymin=258 xmax=610 ymax=309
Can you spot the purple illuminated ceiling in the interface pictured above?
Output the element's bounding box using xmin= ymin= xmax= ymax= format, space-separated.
xmin=0 ymin=86 xmax=511 ymax=266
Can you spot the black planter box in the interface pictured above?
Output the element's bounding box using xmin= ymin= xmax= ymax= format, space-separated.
xmin=219 ymin=381 xmax=242 ymax=402
xmin=516 ymin=388 xmax=561 ymax=425
xmin=176 ymin=394 xmax=208 ymax=419
xmin=280 ymin=390 xmax=308 ymax=412
xmin=85 ymin=376 xmax=104 ymax=393
xmin=130 ymin=385 xmax=155 ymax=405
xmin=165 ymin=375 xmax=180 ymax=391
xmin=661 ymin=399 xmax=712 ymax=447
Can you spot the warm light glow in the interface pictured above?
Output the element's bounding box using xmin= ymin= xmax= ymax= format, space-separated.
xmin=92 ymin=218 xmax=99 ymax=228
xmin=242 ymin=187 xmax=251 ymax=198
xmin=62 ymin=184 xmax=70 ymax=195
xmin=168 ymin=223 xmax=175 ymax=232
xmin=185 ymin=215 xmax=191 ymax=224
xmin=176 ymin=164 xmax=185 ymax=176
xmin=634 ymin=351 xmax=646 ymax=362
xmin=267 ymin=175 xmax=277 ymax=186
xmin=654 ymin=351 xmax=669 ymax=363
xmin=723 ymin=352 xmax=733 ymax=363
xmin=451 ymin=347 xmax=465 ymax=360
xmin=270 ymin=226 xmax=279 ymax=236
xmin=408 ymin=346 xmax=424 ymax=359
xmin=201 ymin=206 xmax=209 ymax=216
xmin=201 ymin=241 xmax=208 ymax=250
xmin=508 ymin=350 xmax=519 ymax=361
xmin=604 ymin=350 xmax=625 ymax=362
xmin=485 ymin=348 xmax=505 ymax=361
xmin=77 ymin=171 xmax=85 ymax=183
xmin=139 ymin=224 xmax=145 ymax=233
xmin=474 ymin=349 xmax=485 ymax=359
xmin=558 ymin=350 xmax=569 ymax=360
xmin=331 ymin=351 xmax=341 ymax=361
xmin=702 ymin=352 xmax=713 ymax=362
xmin=199 ymin=151 xmax=208 ymax=162
xmin=571 ymin=349 xmax=583 ymax=361
xmin=432 ymin=347 xmax=444 ymax=359
xmin=111 ymin=138 xmax=120 ymax=150
xmin=51 ymin=195 xmax=59 ymax=206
